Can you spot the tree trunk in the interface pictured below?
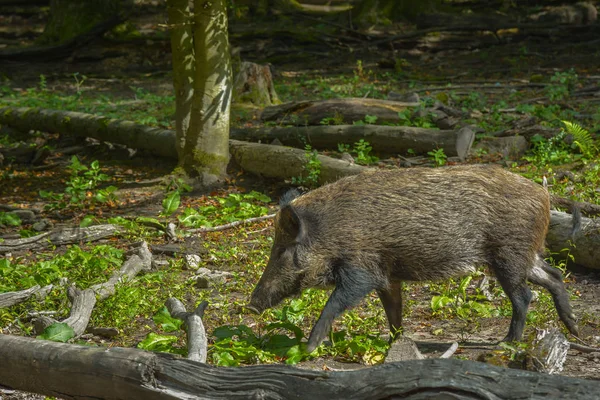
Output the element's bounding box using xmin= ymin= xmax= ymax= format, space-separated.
xmin=168 ymin=0 xmax=232 ymax=186
xmin=0 ymin=335 xmax=598 ymax=400
xmin=40 ymin=0 xmax=133 ymax=45
xmin=166 ymin=0 xmax=195 ymax=164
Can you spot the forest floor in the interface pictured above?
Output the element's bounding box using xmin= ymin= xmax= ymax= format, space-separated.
xmin=1 ymin=3 xmax=600 ymax=399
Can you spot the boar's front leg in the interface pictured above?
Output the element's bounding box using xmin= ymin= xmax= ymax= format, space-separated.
xmin=306 ymin=263 xmax=384 ymax=353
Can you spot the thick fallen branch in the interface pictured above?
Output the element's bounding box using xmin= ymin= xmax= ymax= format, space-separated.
xmin=0 ymin=224 xmax=121 ymax=253
xmin=186 ymin=214 xmax=275 ymax=234
xmin=260 ymin=98 xmax=419 ymax=126
xmin=231 ymin=125 xmax=475 ymax=159
xmin=32 ymin=242 xmax=153 ymax=336
xmin=90 ymin=241 xmax=153 ymax=300
xmin=32 ymin=286 xmax=96 ymax=337
xmin=0 ymin=335 xmax=598 ymax=400
xmin=0 ymin=284 xmax=52 ymax=309
xmin=165 ymin=298 xmax=208 ymax=363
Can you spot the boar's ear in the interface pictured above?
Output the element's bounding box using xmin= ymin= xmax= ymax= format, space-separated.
xmin=278 ymin=205 xmax=307 ymax=244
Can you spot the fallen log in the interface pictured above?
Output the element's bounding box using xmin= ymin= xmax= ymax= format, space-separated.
xmin=0 ymin=107 xmax=367 ymax=181
xmin=0 ymin=107 xmax=178 ymax=159
xmin=550 ymin=195 xmax=600 ymax=218
xmin=90 ymin=241 xmax=153 ymax=300
xmin=231 ymin=125 xmax=475 ymax=159
xmin=0 ymin=224 xmax=122 ymax=253
xmin=260 ymin=98 xmax=419 ymax=126
xmin=546 ymin=210 xmax=600 ymax=270
xmin=0 ymin=335 xmax=598 ymax=400
xmin=229 ymin=139 xmax=367 ymax=185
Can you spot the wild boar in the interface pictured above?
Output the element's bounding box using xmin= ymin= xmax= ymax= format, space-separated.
xmin=247 ymin=166 xmax=579 ymax=353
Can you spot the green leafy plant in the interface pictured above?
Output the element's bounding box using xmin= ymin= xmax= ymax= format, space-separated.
xmin=431 ymin=275 xmax=495 ymax=320
xmin=320 ymin=112 xmax=344 ymax=126
xmin=0 ymin=245 xmax=123 ymax=293
xmin=0 ymin=212 xmax=22 ymax=227
xmin=210 ymin=322 xmax=305 ymax=366
xmin=546 ymin=69 xmax=578 ymax=101
xmin=337 ymin=140 xmax=379 ymax=165
xmin=353 ymin=139 xmax=378 ymax=165
xmin=427 ymin=148 xmax=447 ymax=166
xmin=161 ymin=191 xmax=181 ymax=217
xmin=153 ymin=306 xmax=184 ymax=332
xmin=562 ymin=120 xmax=598 ymax=159
xmin=138 ymin=333 xmax=185 ymax=355
xmin=321 ymin=330 xmax=388 ymax=365
xmin=179 ymin=191 xmax=271 ymax=228
xmin=37 ymin=323 xmax=75 ymax=343
xmin=72 ymin=72 xmax=87 ymax=95
xmin=397 ymin=108 xmax=436 ymax=128
xmin=39 ymin=157 xmax=117 ymax=210
xmin=291 ymin=145 xmax=322 ymax=188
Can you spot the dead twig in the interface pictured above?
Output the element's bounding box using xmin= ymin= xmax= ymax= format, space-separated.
xmin=186 ymin=214 xmax=275 ymax=234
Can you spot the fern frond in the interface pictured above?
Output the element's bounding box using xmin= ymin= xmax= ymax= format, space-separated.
xmin=561 ymin=120 xmax=598 ymax=157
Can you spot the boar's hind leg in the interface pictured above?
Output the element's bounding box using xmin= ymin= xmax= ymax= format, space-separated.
xmin=527 ymin=256 xmax=579 ymax=337
xmin=306 ymin=264 xmax=384 ymax=353
xmin=377 ymin=280 xmax=403 ymax=340
xmin=491 ymin=256 xmax=533 ymax=342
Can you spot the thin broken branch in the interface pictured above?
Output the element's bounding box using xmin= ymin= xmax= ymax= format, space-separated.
xmin=0 ymin=224 xmax=121 ymax=253
xmin=186 ymin=214 xmax=275 ymax=235
xmin=0 ymin=285 xmax=52 ymax=309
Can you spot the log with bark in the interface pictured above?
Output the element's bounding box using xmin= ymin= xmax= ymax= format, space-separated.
xmin=231 ymin=125 xmax=475 ymax=159
xmin=260 ymin=98 xmax=419 ymax=126
xmin=0 ymin=107 xmax=178 ymax=159
xmin=0 ymin=334 xmax=598 ymax=400
xmin=546 ymin=210 xmax=600 ymax=270
xmin=0 ymin=107 xmax=367 ymax=181
xmin=229 ymin=139 xmax=367 ymax=184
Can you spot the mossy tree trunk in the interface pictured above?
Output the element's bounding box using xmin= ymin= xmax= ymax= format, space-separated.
xmin=40 ymin=0 xmax=133 ymax=45
xmin=167 ymin=0 xmax=232 ymax=186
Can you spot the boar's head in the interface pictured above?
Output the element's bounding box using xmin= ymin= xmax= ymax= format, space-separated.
xmin=247 ymin=195 xmax=318 ymax=314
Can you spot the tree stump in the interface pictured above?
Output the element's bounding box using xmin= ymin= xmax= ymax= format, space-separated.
xmin=233 ymin=61 xmax=280 ymax=106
